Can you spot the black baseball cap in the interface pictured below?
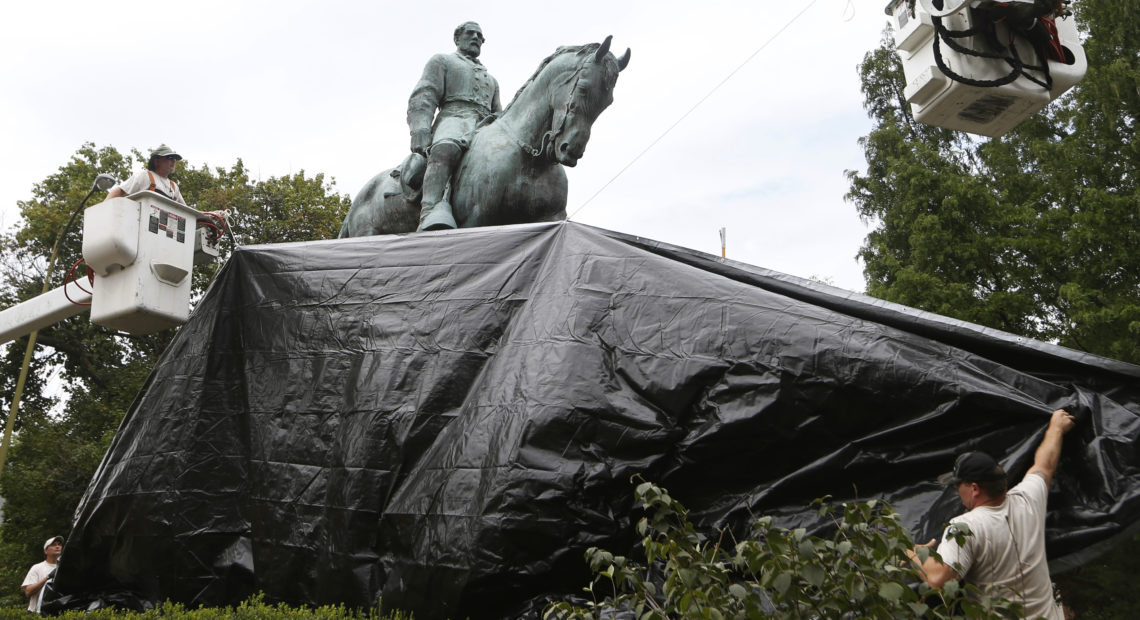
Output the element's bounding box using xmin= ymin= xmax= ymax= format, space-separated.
xmin=937 ymin=451 xmax=1007 ymax=485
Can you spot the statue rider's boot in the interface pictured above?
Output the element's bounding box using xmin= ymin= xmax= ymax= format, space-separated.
xmin=417 ymin=145 xmax=459 ymax=232
xmin=418 ymin=199 xmax=456 ymax=231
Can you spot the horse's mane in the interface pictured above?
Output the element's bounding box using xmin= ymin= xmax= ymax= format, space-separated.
xmin=501 ymin=42 xmax=612 ymax=115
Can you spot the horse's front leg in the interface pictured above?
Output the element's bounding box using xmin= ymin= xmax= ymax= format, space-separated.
xmin=518 ymin=164 xmax=568 ymax=223
xmin=534 ymin=209 xmax=567 ymax=223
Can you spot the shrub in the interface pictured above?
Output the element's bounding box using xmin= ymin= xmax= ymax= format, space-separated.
xmin=0 ymin=593 xmax=410 ymax=620
xmin=545 ymin=481 xmax=1022 ymax=619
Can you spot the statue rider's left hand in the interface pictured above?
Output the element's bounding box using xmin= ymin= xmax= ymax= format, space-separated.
xmin=411 ymin=129 xmax=432 ymax=155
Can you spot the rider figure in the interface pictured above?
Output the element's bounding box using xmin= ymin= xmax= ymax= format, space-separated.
xmin=407 ymin=21 xmax=502 ymax=231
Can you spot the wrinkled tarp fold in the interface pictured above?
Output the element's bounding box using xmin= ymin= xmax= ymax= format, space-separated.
xmin=50 ymin=222 xmax=1140 ymax=619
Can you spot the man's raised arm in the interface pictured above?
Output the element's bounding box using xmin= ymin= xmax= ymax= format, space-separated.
xmin=1026 ymin=409 xmax=1076 ymax=487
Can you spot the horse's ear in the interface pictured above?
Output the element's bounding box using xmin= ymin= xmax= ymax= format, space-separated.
xmin=617 ymin=48 xmax=631 ymax=71
xmin=595 ymin=35 xmax=613 ymax=63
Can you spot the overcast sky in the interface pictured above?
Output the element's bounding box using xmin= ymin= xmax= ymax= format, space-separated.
xmin=0 ymin=0 xmax=891 ymax=292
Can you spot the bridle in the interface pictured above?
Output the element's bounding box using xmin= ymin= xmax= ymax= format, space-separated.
xmin=506 ymin=60 xmax=592 ymax=160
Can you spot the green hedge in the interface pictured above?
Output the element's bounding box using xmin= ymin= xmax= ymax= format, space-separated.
xmin=0 ymin=595 xmax=411 ymax=619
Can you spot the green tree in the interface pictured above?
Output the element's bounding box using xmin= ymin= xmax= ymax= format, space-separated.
xmin=846 ymin=0 xmax=1140 ymax=364
xmin=0 ymin=143 xmax=350 ymax=607
xmin=846 ymin=2 xmax=1140 ymax=616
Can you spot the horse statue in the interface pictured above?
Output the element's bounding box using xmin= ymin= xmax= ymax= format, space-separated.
xmin=339 ymin=36 xmax=630 ymax=237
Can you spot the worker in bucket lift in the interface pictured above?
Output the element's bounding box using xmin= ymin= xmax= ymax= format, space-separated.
xmin=107 ymin=144 xmax=187 ymax=205
xmin=906 ymin=409 xmax=1076 ymax=619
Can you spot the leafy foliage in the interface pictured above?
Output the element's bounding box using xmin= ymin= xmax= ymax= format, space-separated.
xmin=0 ymin=143 xmax=350 ymax=607
xmin=1052 ymin=532 xmax=1140 ymax=620
xmin=545 ymin=481 xmax=1021 ymax=619
xmin=846 ymin=0 xmax=1140 ymax=364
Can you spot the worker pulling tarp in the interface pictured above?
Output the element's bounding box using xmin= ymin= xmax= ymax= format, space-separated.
xmin=45 ymin=222 xmax=1140 ymax=618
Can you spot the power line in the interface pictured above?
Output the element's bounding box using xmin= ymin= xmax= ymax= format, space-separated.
xmin=568 ymin=0 xmax=822 ymax=221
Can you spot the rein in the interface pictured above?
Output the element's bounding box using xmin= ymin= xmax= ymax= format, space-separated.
xmin=503 ymin=61 xmax=587 ymax=160
xmin=503 ymin=123 xmax=547 ymax=159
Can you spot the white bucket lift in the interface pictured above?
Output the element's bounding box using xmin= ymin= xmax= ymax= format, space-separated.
xmin=82 ymin=191 xmax=209 ymax=334
xmin=0 ymin=190 xmax=222 ymax=346
xmin=885 ymin=0 xmax=1086 ymax=137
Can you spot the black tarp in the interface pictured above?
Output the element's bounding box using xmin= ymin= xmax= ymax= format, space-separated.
xmin=49 ymin=222 xmax=1140 ymax=618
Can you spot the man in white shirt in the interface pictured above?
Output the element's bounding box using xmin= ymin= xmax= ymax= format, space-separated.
xmin=107 ymin=143 xmax=187 ymax=205
xmin=906 ymin=409 xmax=1075 ymax=619
xmin=22 ymin=535 xmax=63 ymax=613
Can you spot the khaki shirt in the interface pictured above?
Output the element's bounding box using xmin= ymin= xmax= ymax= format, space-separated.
xmin=408 ymin=52 xmax=501 ymax=142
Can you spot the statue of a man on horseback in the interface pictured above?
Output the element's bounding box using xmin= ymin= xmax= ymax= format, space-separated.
xmin=407 ymin=21 xmax=502 ymax=231
xmin=338 ymin=28 xmax=628 ymax=239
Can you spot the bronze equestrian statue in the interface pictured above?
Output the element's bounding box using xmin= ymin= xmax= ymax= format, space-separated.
xmin=338 ymin=27 xmax=629 ymax=238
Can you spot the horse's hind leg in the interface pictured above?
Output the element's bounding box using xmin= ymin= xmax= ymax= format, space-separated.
xmin=340 ymin=169 xmax=425 ymax=237
xmin=340 ymin=172 xmax=388 ymax=238
xmin=371 ymin=173 xmax=420 ymax=234
xmin=375 ymin=193 xmax=420 ymax=235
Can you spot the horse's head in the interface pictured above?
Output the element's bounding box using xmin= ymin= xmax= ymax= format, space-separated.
xmin=545 ymin=36 xmax=630 ymax=167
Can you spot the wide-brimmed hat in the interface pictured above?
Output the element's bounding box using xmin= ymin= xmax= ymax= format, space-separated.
xmin=150 ymin=144 xmax=182 ymax=160
xmin=937 ymin=451 xmax=1007 ymax=485
xmin=43 ymin=536 xmax=64 ymax=550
